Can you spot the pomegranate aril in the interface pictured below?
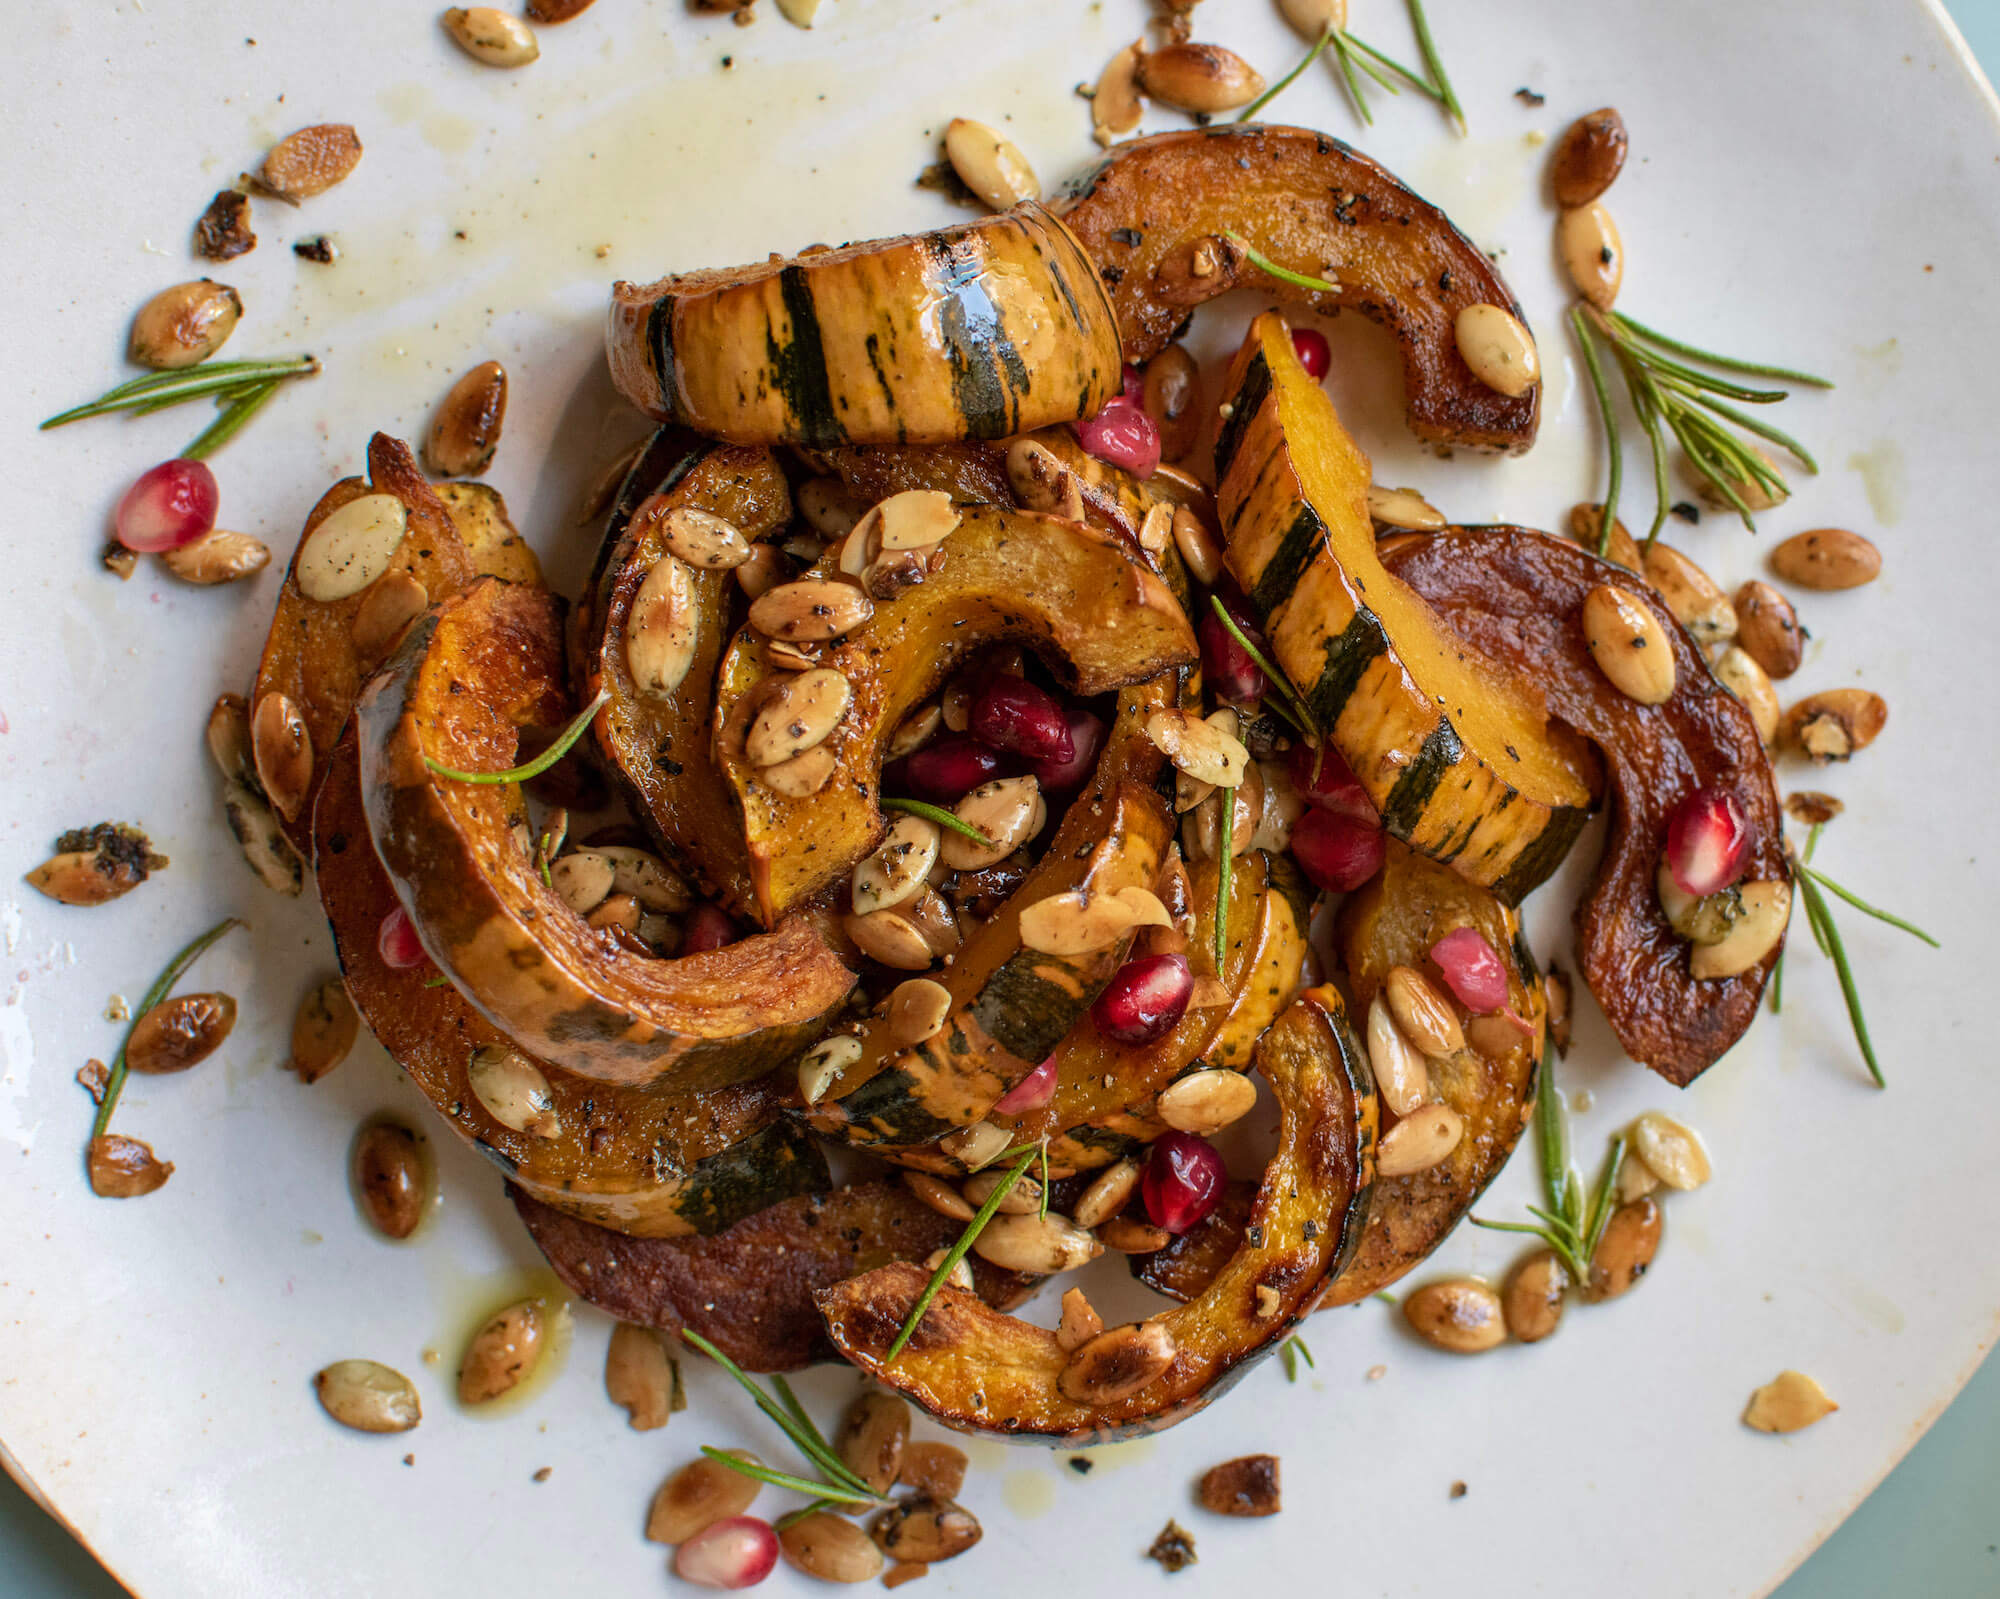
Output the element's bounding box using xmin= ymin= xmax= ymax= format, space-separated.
xmin=1430 ymin=926 xmax=1509 ymax=1014
xmin=994 ymin=1054 xmax=1058 ymax=1115
xmin=682 ymin=904 xmax=738 ymax=954
xmin=1290 ymin=806 xmax=1385 ymax=893
xmin=377 ymin=905 xmax=428 ymax=971
xmin=1029 ymin=705 xmax=1106 ymax=793
xmin=116 ymin=458 xmax=219 ymax=553
xmin=1091 ymin=952 xmax=1193 ymax=1046
xmin=1075 ymin=397 xmax=1161 ymax=480
xmin=1199 ymin=609 xmax=1268 ymax=705
xmin=1285 ymin=740 xmax=1377 ymax=824
xmin=1142 ymin=1130 xmax=1225 ymax=1234
xmin=970 ymin=677 xmax=1074 ymax=763
xmin=1120 ymin=363 xmax=1146 ymax=404
xmin=1291 ymin=328 xmax=1332 ymax=381
xmin=898 ymin=734 xmax=1013 ymax=803
xmin=1665 ymin=786 xmax=1751 ymax=896
xmin=673 ymin=1516 xmax=779 ymax=1590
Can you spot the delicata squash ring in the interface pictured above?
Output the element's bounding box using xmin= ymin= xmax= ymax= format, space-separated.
xmin=358 ymin=577 xmax=854 ymax=1091
xmin=606 ymin=201 xmax=1122 ymax=447
xmin=1059 ymin=125 xmax=1540 ymax=453
xmin=815 ymin=985 xmax=1377 ymax=1445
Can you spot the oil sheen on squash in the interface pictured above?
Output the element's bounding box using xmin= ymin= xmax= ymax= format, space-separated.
xmin=1215 ymin=313 xmax=1596 ymax=903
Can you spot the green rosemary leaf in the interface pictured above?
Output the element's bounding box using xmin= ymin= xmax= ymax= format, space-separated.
xmin=1770 ymin=943 xmax=1786 ymax=1014
xmin=680 ymin=1332 xmax=883 ymax=1501
xmin=425 ymin=689 xmax=609 ymax=784
xmin=774 ymin=1499 xmax=846 ymax=1531
xmin=1797 ymin=866 xmax=1940 ymax=947
xmin=1579 ymin=1134 xmax=1628 ymax=1267
xmin=1570 ymin=308 xmax=1622 ymax=556
xmin=1237 ymin=23 xmax=1336 ymax=122
xmin=1214 ymin=804 xmax=1235 ymax=972
xmin=1207 ymin=596 xmax=1319 ymax=738
xmin=41 ymin=355 xmax=320 ymax=430
xmin=1608 ymin=313 xmax=1833 ymax=388
xmin=1797 ymin=872 xmax=1885 ymax=1088
xmin=887 ymin=1143 xmax=1039 ymax=1361
xmin=183 ymin=379 xmax=280 ymax=460
xmin=1292 ymin=1334 xmax=1316 ymax=1368
xmin=699 ymin=1447 xmax=884 ymax=1507
xmin=92 ymin=918 xmax=242 ymax=1141
xmin=880 ymin=795 xmax=995 ymax=850
xmin=1327 ymin=31 xmax=1375 ymax=125
xmin=1406 ymin=0 xmax=1466 ymax=132
xmin=422 ymin=974 xmax=452 ymax=988
xmin=1337 ymin=30 xmax=1429 ymax=95
xmin=1634 ymin=384 xmax=1673 ymax=551
xmin=1221 ymin=232 xmax=1342 ymax=297
xmin=1683 ymin=391 xmax=1820 ymax=474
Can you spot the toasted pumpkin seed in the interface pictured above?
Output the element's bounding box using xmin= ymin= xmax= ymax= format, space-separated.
xmin=647 ymin=1454 xmax=761 ymax=1544
xmin=1092 ymin=39 xmax=1145 ymax=146
xmin=1377 ymin=1102 xmax=1465 ymax=1176
xmin=626 ymin=553 xmax=698 ymax=699
xmin=747 ymin=668 xmax=852 ymax=767
xmin=586 ymin=892 xmax=643 ymax=936
xmin=598 ymin=847 xmax=691 ymax=913
xmin=1384 ymin=965 xmax=1465 ymax=1058
xmin=656 ymin=504 xmax=753 ymax=570
xmin=1404 ymin=1278 xmax=1506 ymax=1353
xmin=1642 ymin=543 xmax=1736 ymax=647
xmin=943 ymin=118 xmax=1040 ymax=211
xmin=296 ymin=493 xmax=409 ymax=603
xmin=1732 ymin=581 xmax=1803 ymax=680
xmin=129 ymin=279 xmax=241 ymax=368
xmin=854 ymin=815 xmax=942 ymax=916
xmin=26 ymin=841 xmax=157 ymax=907
xmin=160 ymin=528 xmax=270 ymax=585
xmin=443 ymin=6 xmax=539 ymax=66
xmin=351 ymin=572 xmax=430 ymax=661
xmin=798 ymin=1035 xmax=862 ymax=1105
xmin=1454 ymin=304 xmax=1540 ymax=398
xmin=904 ymin=1169 xmax=975 ymax=1221
xmin=1585 ymin=1197 xmax=1661 ymax=1301
xmin=127 ymin=992 xmax=235 ymax=1074
xmin=1770 ymin=527 xmax=1880 ymax=590
xmin=844 ymin=907 xmax=935 ymax=970
xmin=941 ymin=776 xmax=1042 ymax=870
xmin=870 ymin=1498 xmax=982 ymax=1565
xmin=424 ymin=360 xmax=508 ymax=478
xmin=549 ymin=850 xmax=616 ymax=915
xmin=1502 ymin=1250 xmax=1569 ymax=1343
xmin=1059 ymin=1321 xmax=1177 ymax=1403
xmin=749 ymin=576 xmax=873 ymax=643
xmin=1145 ymin=707 xmax=1249 ymax=787
xmin=1138 ymin=41 xmax=1265 ymax=113
xmin=963 ymin=1166 xmax=1044 ymax=1216
xmin=735 ymin=542 xmax=789 ymax=601
xmin=353 ymin=1121 xmax=428 ymax=1239
xmin=259 ymin=123 xmax=363 ymax=201
xmin=315 ymin=1359 xmax=421 ymax=1433
xmin=1558 ymin=202 xmax=1623 ymax=311
xmin=1630 ymin=1111 xmax=1711 ymax=1190
xmin=1071 ymin=1157 xmax=1141 ymax=1230
xmin=1689 ymin=881 xmax=1789 ymax=978
xmin=757 ymin=744 xmax=839 ymax=798
xmin=1656 ymin=863 xmax=1745 ymax=946
xmin=1157 ymin=1068 xmax=1257 ymax=1136
xmin=1698 ymin=447 xmax=1787 ymax=512
xmin=971 ymin=1212 xmax=1101 ymax=1274
xmin=1018 ymin=883 xmax=1163 ymax=955
xmin=1003 ymin=438 xmax=1080 ymax=519
xmin=837 ymin=1391 xmax=911 ymax=1495
xmin=1056 ymin=1286 xmax=1105 ymax=1352
xmin=605 ymin=1323 xmax=678 ymax=1431
xmin=1567 ymin=502 xmax=1643 ymax=571
xmin=289 ymin=979 xmax=357 ymax=1083
xmin=797 ymin=476 xmax=863 ymax=539
xmin=1617 ymin=1148 xmax=1661 ymax=1203
xmin=1367 ymin=485 xmax=1447 ymax=532
xmin=1712 ymin=645 xmax=1781 ymax=745
xmin=903 ymin=887 xmax=964 ymax=960
xmin=899 ymin=1442 xmax=968 ymax=1500
xmin=782 ymin=1512 xmax=886 ymax=1584
xmin=1172 ymin=506 xmax=1226 ymax=586
xmin=1582 ymin=584 xmax=1675 ymax=705
xmin=1278 ymin=0 xmax=1347 ymax=37
xmin=887 ymin=977 xmax=953 ymax=1050
xmin=458 ymin=1297 xmax=544 ymax=1403
xmin=1780 ymin=688 xmax=1886 ymax=763
xmin=87 ymin=1133 xmax=173 ymax=1197
xmin=940 ymin=1118 xmax=1010 ymax=1172
xmin=1365 ymin=995 xmax=1431 ymax=1117
xmin=251 ymin=691 xmax=314 ymax=821
xmin=887 ymin=703 xmax=944 ymax=761
xmin=1550 ymin=107 xmax=1628 ymax=208
xmin=468 ymin=1044 xmax=561 ymax=1136
xmin=1096 ymin=1215 xmax=1171 ymax=1253
xmin=1743 ymin=1371 xmax=1838 ymax=1434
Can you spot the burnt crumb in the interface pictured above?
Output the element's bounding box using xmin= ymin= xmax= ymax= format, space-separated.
xmin=1514 ymin=87 xmax=1546 ymax=106
xmin=531 ymin=1466 xmax=552 ymax=1482
xmin=1670 ymin=501 xmax=1701 ymax=524
xmin=915 ymin=160 xmax=980 ymax=208
xmin=1101 ymin=264 xmax=1125 ymax=285
xmin=1067 ymin=1457 xmax=1094 ymax=1475
xmin=1198 ymin=1454 xmax=1281 ymax=1517
xmin=1449 ymin=1480 xmax=1468 ymax=1500
xmin=56 ymin=823 xmax=169 ymax=880
xmin=194 ymin=189 xmax=256 ymax=260
xmin=1439 ymin=268 xmax=1453 ymax=293
xmin=1147 ymin=1520 xmax=1197 ymax=1573
xmin=293 ymin=235 xmax=338 ymax=264
xmin=1109 ymin=227 xmax=1144 ymax=248
xmin=76 ymin=1060 xmax=110 ymax=1104
xmin=402 ymin=1454 xmax=415 ymax=1466
xmin=102 ymin=542 xmax=139 ymax=580
xmin=1785 ymin=791 xmax=1844 ymax=826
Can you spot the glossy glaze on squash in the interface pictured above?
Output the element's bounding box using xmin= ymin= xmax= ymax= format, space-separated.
xmin=713 ymin=507 xmax=1196 ymax=924
xmin=1058 ymin=125 xmax=1539 ymax=453
xmin=315 ymin=726 xmax=827 ymax=1236
xmin=816 ymin=986 xmax=1375 ymax=1444
xmin=1381 ymin=525 xmax=1787 ymax=1083
xmin=1216 ymin=314 xmax=1596 ymax=902
xmin=358 ymin=578 xmax=854 ymax=1090
xmin=606 ymin=202 xmax=1121 ymax=447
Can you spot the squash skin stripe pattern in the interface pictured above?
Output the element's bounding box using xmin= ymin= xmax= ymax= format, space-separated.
xmin=771 ymin=265 xmax=841 ymax=449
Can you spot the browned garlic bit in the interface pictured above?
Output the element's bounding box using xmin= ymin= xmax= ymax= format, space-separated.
xmin=1147 ymin=1520 xmax=1198 ymax=1573
xmin=194 ymin=190 xmax=256 ymax=261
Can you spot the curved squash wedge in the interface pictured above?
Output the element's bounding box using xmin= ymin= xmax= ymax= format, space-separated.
xmin=512 ymin=1182 xmax=1038 ymax=1374
xmin=1058 ymin=125 xmax=1540 ymax=454
xmin=314 ymin=726 xmax=827 ymax=1236
xmin=1381 ymin=525 xmax=1788 ymax=1084
xmin=815 ymin=986 xmax=1375 ymax=1445
xmin=577 ymin=428 xmax=793 ymax=914
xmin=358 ymin=577 xmax=854 ymax=1090
xmin=715 ymin=507 xmax=1197 ymax=924
xmin=1217 ymin=314 xmax=1596 ymax=903
xmin=606 ymin=202 xmax=1121 ymax=447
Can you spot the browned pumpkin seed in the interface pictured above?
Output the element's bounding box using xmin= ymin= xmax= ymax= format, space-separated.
xmin=1365 ymin=994 xmax=1431 ymax=1117
xmin=127 ymin=992 xmax=235 ymax=1074
xmin=129 ymin=279 xmax=241 ymax=369
xmin=902 ymin=887 xmax=963 ymax=960
xmin=296 ymin=492 xmax=408 ymax=602
xmin=1092 ymin=39 xmax=1145 ymax=147
xmin=871 ymin=1498 xmax=981 ymax=1565
xmin=943 ymin=118 xmax=1039 ymax=211
xmin=160 ymin=528 xmax=270 ymax=585
xmin=1743 ymin=1371 xmax=1838 ymax=1434
xmin=1732 ymin=581 xmax=1803 ymax=679
xmin=1003 ymin=438 xmax=1084 ymax=522
xmin=939 ymin=1118 xmax=1009 ymax=1173
xmin=1071 ymin=1157 xmax=1141 ymax=1230
xmin=854 ymin=815 xmax=941 ymax=916
xmin=837 ymin=1391 xmax=911 ymax=1494
xmin=1642 ymin=543 xmax=1737 ymax=647
xmin=1059 ymin=1321 xmax=1177 ymax=1402
xmin=458 ymin=1297 xmax=545 ymax=1403
xmin=1567 ymin=502 xmax=1643 ymax=571
xmin=844 ymin=907 xmax=935 ymax=970
xmin=1770 ymin=527 xmax=1880 ymax=590
xmin=1279 ymin=0 xmax=1348 ymax=35
xmin=886 ymin=977 xmax=953 ymax=1051
xmin=887 ymin=702 xmax=944 ymax=760
xmin=1378 ymin=1102 xmax=1465 ymax=1177
xmin=797 ymin=1035 xmax=862 ymax=1105
xmin=527 ymin=0 xmax=598 ymax=18
xmin=1141 ymin=343 xmax=1203 ymax=458
xmin=424 ymin=360 xmax=508 ymax=478
xmin=1056 ymin=1286 xmax=1105 ymax=1352
xmin=315 ymin=1359 xmax=420 ymax=1432
xmin=1138 ymin=41 xmax=1265 ymax=113
xmin=1384 ymin=965 xmax=1464 ymax=1059
xmin=468 ymin=1044 xmax=561 ymax=1136
xmin=899 ymin=1441 xmax=968 ymax=1500
xmin=586 ymin=892 xmax=642 ymax=936
xmin=1172 ymin=506 xmax=1226 ymax=587
xmin=922 ymin=1246 xmax=975 ymax=1292
xmin=1454 ymin=304 xmax=1539 ymax=398
xmin=797 ymin=477 xmax=863 ymax=539
xmin=748 ymin=668 xmax=852 ymax=767
xmin=656 ymin=504 xmax=753 ymax=570
xmin=87 ymin=1133 xmax=174 ymax=1197
xmin=259 ymin=124 xmax=363 ymax=201
xmin=1712 ymin=645 xmax=1781 ymax=745
xmin=353 ymin=1121 xmax=428 ymax=1239
xmin=598 ymin=847 xmax=689 ymax=913
xmin=1582 ymin=584 xmax=1675 ymax=705
xmin=749 ymin=577 xmax=873 ymax=643
xmin=647 ymin=1453 xmax=761 ymax=1543
xmin=782 ymin=1512 xmax=886 ymax=1584
xmin=903 ymin=1170 xmax=975 ymax=1222
xmin=1780 ymin=688 xmax=1886 ymax=762
xmin=1550 ymin=107 xmax=1629 ymax=207
xmin=1785 ymin=790 xmax=1844 ymax=825
xmin=1145 ymin=707 xmax=1249 ymax=787
xmin=26 ymin=822 xmax=166 ymax=907
xmin=1558 ymin=202 xmax=1623 ymax=311
xmin=962 ymin=1167 xmax=1044 ymax=1215
xmin=1097 ymin=1215 xmax=1171 ymax=1253
xmin=1017 ymin=884 xmax=1167 ymax=956
xmin=1198 ymin=1454 xmax=1281 ymax=1517
xmin=1698 ymin=447 xmax=1788 ymax=512
xmin=605 ymin=1322 xmax=678 ymax=1431
xmin=351 ymin=572 xmax=429 ymax=662
xmin=251 ymin=691 xmax=314 ymax=821
xmin=1157 ymin=1068 xmax=1257 ymax=1136
xmin=940 ymin=776 xmax=1042 ymax=870
xmin=287 ymin=978 xmax=359 ymax=1085
xmin=1502 ymin=1250 xmax=1569 ymax=1343
xmin=757 ymin=744 xmax=839 ymax=798
xmin=734 ymin=543 xmax=789 ymax=601
xmin=443 ymin=6 xmax=539 ymax=66
xmin=1585 ymin=1198 xmax=1662 ymax=1300
xmin=1404 ymin=1277 xmax=1506 ymax=1353
xmin=971 ymin=1212 xmax=1101 ymax=1274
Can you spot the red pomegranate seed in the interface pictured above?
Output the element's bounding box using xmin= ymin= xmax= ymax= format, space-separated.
xmin=1199 ymin=610 xmax=1269 ymax=705
xmin=673 ymin=1517 xmax=778 ymax=1590
xmin=377 ymin=905 xmax=428 ymax=971
xmin=1142 ymin=1131 xmax=1226 ymax=1234
xmin=1030 ymin=706 xmax=1106 ymax=793
xmin=1285 ymin=740 xmax=1376 ymax=823
xmin=1290 ymin=806 xmax=1385 ymax=893
xmin=1664 ymin=786 xmax=1751 ymax=896
xmin=1075 ymin=398 xmax=1161 ymax=480
xmin=681 ymin=904 xmax=738 ymax=954
xmin=1091 ymin=953 xmax=1193 ymax=1046
xmin=898 ymin=734 xmax=1014 ymax=804
xmin=115 ymin=458 xmax=219 ymax=552
xmin=1120 ymin=363 xmax=1146 ymax=404
xmin=1430 ymin=927 xmax=1509 ymax=1014
xmin=994 ymin=1055 xmax=1059 ymax=1115
xmin=1291 ymin=328 xmax=1332 ymax=381
xmin=971 ymin=677 xmax=1074 ymax=763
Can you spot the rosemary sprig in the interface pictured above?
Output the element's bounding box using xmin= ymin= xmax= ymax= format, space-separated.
xmin=880 ymin=795 xmax=996 ymax=851
xmin=885 ymin=1142 xmax=1041 ymax=1362
xmin=1572 ymin=305 xmax=1831 ymax=548
xmin=424 ymin=689 xmax=609 ymax=785
xmin=1280 ymin=1335 xmax=1315 ymax=1383
xmin=1569 ymin=306 xmax=1623 ymax=557
xmin=183 ymin=378 xmax=281 ymax=460
xmin=1469 ymin=1050 xmax=1623 ymax=1286
xmin=1405 ymin=0 xmax=1466 ymax=133
xmin=1236 ymin=23 xmax=1337 ymax=123
xmin=1214 ymin=806 xmax=1235 ymax=973
xmin=1283 ymin=1 xmax=1462 ymax=133
xmin=91 ymin=918 xmax=241 ymax=1141
xmin=1206 ymin=597 xmax=1320 ymax=747
xmin=41 ymin=355 xmax=320 ymax=433
xmin=1221 ymin=233 xmax=1342 ymax=298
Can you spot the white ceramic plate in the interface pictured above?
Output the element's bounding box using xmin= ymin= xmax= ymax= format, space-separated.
xmin=5 ymin=1 xmax=1997 ymax=1594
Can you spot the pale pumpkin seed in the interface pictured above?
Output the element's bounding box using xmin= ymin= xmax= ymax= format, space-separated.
xmin=351 ymin=572 xmax=429 ymax=661
xmin=875 ymin=488 xmax=960 ymax=551
xmin=443 ymin=6 xmax=539 ymax=66
xmin=748 ymin=577 xmax=873 ymax=643
xmin=625 ymin=553 xmax=699 ymax=699
xmin=844 ymin=907 xmax=935 ymax=970
xmin=1642 ymin=543 xmax=1736 ymax=647
xmin=1384 ymin=965 xmax=1465 ymax=1058
xmin=1377 ymin=1102 xmax=1465 ymax=1176
xmin=904 ymin=1170 xmax=975 ymax=1222
xmin=1689 ymin=881 xmax=1789 ymax=978
xmin=853 ymin=814 xmax=942 ymax=916
xmin=747 ymin=667 xmax=852 ymax=767
xmin=315 ymin=1359 xmax=421 ymax=1433
xmin=940 ymin=776 xmax=1042 ymax=870
xmin=1630 ymin=1111 xmax=1712 ymax=1190
xmin=599 ymin=846 xmax=691 ymax=912
xmin=781 ymin=1512 xmax=886 ymax=1584
xmin=922 ymin=1248 xmax=975 ymax=1292
xmin=468 ymin=1043 xmax=561 ymax=1136
xmin=971 ymin=1212 xmax=1101 ymax=1274
xmin=1278 ymin=0 xmax=1347 ymax=36
xmin=1712 ymin=645 xmax=1781 ymax=745
xmin=1072 ymin=1157 xmax=1141 ymax=1230
xmin=605 ymin=1323 xmax=678 ymax=1431
xmin=161 ymin=528 xmax=270 ymax=585
xmin=1056 ymin=1286 xmax=1105 ymax=1351
xmin=887 ymin=702 xmax=944 ymax=760
xmin=1092 ymin=40 xmax=1145 ymax=147
xmin=1743 ymin=1370 xmax=1838 ymax=1433
xmin=735 ymin=543 xmax=788 ymax=600
xmin=962 ymin=1166 xmax=1044 ymax=1216
xmin=939 ymin=1118 xmax=1010 ymax=1172
xmin=758 ymin=743 xmax=839 ymax=798
xmin=549 ymin=850 xmax=616 ymax=915
xmin=1172 ymin=506 xmax=1226 ymax=587
xmin=798 ymin=1034 xmax=862 ymax=1105
xmin=1145 ymin=707 xmax=1250 ymax=788
xmin=1582 ymin=584 xmax=1676 ymax=705
xmin=1453 ymin=303 xmax=1540 ymax=398
xmin=1018 ymin=884 xmax=1168 ymax=955
xmin=1058 ymin=1321 xmax=1177 ymax=1402
xmin=886 ymin=976 xmax=953 ymax=1049
xmin=943 ymin=118 xmax=1040 ymax=211
xmin=655 ymin=504 xmax=752 ymax=570
xmin=1367 ymin=485 xmax=1447 ymax=531
xmin=1365 ymin=995 xmax=1431 ymax=1118
xmin=296 ymin=493 xmax=408 ymax=603
xmin=1557 ymin=202 xmax=1623 ymax=311
xmin=1156 ymin=1069 xmax=1257 ymax=1136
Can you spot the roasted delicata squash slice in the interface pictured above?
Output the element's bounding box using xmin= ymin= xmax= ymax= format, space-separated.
xmin=358 ymin=578 xmax=854 ymax=1090
xmin=606 ymin=202 xmax=1122 ymax=448
xmin=1381 ymin=525 xmax=1788 ymax=1084
xmin=816 ymin=986 xmax=1375 ymax=1445
xmin=577 ymin=428 xmax=793 ymax=914
xmin=434 ymin=480 xmax=543 ymax=587
xmin=714 ymin=507 xmax=1197 ymax=924
xmin=512 ymin=1182 xmax=1039 ymax=1374
xmin=315 ymin=727 xmax=827 ymax=1237
xmin=1216 ymin=314 xmax=1597 ymax=902
xmin=1059 ymin=126 xmax=1541 ymax=453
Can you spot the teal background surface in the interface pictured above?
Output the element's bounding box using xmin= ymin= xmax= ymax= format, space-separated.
xmin=5 ymin=4 xmax=1998 ymax=1594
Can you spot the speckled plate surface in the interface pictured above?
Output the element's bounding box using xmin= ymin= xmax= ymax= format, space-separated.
xmin=3 ymin=2 xmax=1997 ymax=1594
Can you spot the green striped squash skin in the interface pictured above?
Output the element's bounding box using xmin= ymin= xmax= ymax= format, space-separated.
xmin=605 ymin=203 xmax=1122 ymax=448
xmin=1215 ymin=320 xmax=1591 ymax=904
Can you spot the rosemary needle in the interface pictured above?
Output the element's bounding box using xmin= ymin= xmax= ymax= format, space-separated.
xmin=880 ymin=795 xmax=996 ymax=851
xmin=41 ymin=355 xmax=320 ymax=431
xmin=424 ymin=690 xmax=608 ymax=784
xmin=1237 ymin=23 xmax=1336 ymax=123
xmin=886 ymin=1143 xmax=1039 ymax=1361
